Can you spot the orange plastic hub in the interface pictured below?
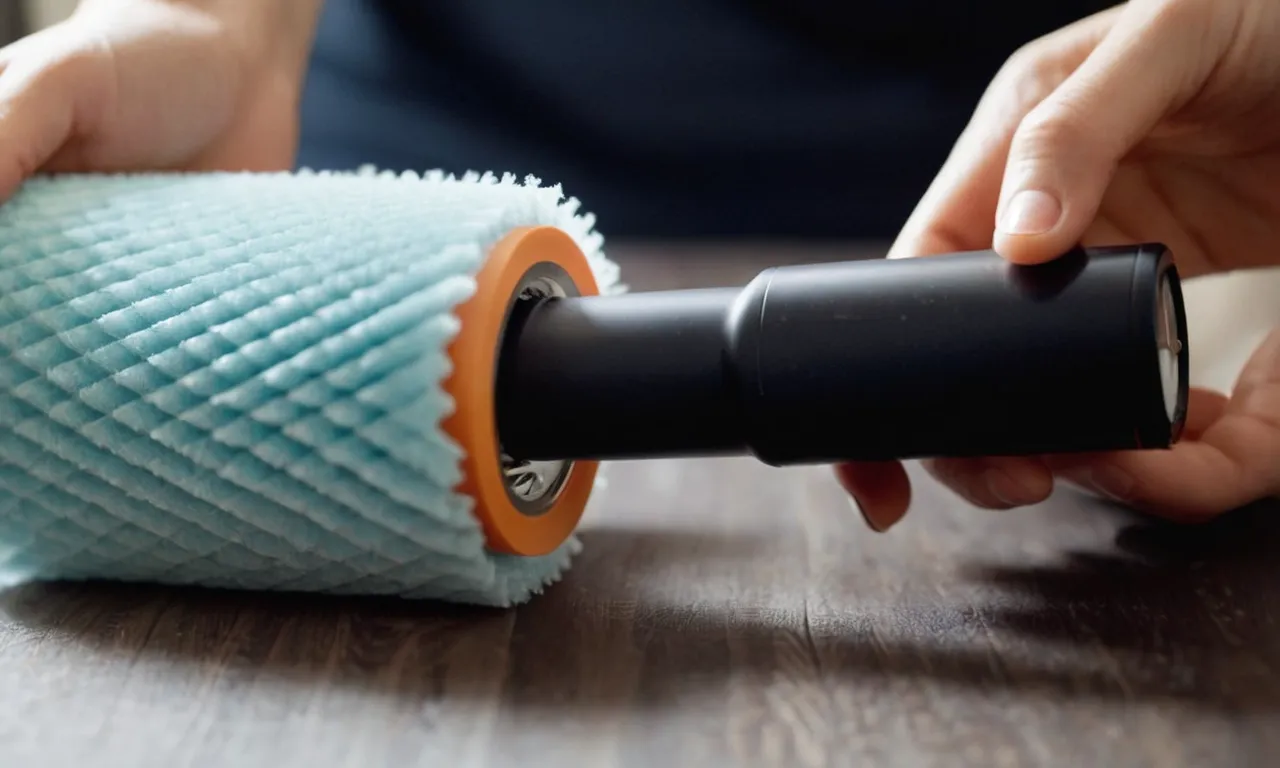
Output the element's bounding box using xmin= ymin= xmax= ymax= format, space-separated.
xmin=440 ymin=226 xmax=601 ymax=556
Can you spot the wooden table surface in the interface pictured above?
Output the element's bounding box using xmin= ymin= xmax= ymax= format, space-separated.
xmin=2 ymin=243 xmax=1277 ymax=767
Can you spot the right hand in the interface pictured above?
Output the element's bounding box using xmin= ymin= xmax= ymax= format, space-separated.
xmin=0 ymin=0 xmax=322 ymax=201
xmin=837 ymin=0 xmax=1280 ymax=531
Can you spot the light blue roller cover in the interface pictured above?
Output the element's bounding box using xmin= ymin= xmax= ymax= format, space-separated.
xmin=0 ymin=168 xmax=621 ymax=606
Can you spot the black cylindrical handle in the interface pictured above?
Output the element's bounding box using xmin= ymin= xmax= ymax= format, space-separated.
xmin=495 ymin=243 xmax=1188 ymax=465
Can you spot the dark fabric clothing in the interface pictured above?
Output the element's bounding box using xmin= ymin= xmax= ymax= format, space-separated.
xmin=297 ymin=0 xmax=1113 ymax=239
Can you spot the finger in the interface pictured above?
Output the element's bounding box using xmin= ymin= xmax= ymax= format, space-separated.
xmin=1182 ymin=386 xmax=1230 ymax=439
xmin=918 ymin=389 xmax=1224 ymax=510
xmin=0 ymin=51 xmax=91 ymax=201
xmin=924 ymin=456 xmax=1054 ymax=509
xmin=1052 ymin=329 xmax=1280 ymax=521
xmin=834 ymin=461 xmax=911 ymax=532
xmin=993 ymin=0 xmax=1239 ymax=264
xmin=887 ymin=7 xmax=1121 ymax=260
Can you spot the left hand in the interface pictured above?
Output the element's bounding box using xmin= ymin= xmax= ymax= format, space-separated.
xmin=0 ymin=0 xmax=322 ymax=201
xmin=836 ymin=0 xmax=1280 ymax=531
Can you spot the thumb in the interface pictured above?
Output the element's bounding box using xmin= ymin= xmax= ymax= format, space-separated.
xmin=992 ymin=0 xmax=1232 ymax=264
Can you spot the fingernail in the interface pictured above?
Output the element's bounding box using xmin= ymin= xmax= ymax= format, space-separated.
xmin=983 ymin=467 xmax=1038 ymax=507
xmin=999 ymin=189 xmax=1061 ymax=235
xmin=849 ymin=496 xmax=885 ymax=532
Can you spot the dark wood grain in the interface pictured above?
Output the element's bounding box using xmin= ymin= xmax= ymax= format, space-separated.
xmin=2 ymin=242 xmax=1277 ymax=767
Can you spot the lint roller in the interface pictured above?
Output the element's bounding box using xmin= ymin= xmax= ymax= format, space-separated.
xmin=0 ymin=170 xmax=1187 ymax=606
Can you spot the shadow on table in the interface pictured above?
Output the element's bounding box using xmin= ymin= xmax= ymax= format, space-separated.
xmin=958 ymin=497 xmax=1280 ymax=710
xmin=3 ymin=499 xmax=1279 ymax=715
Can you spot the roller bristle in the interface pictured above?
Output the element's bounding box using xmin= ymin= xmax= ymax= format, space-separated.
xmin=0 ymin=167 xmax=621 ymax=606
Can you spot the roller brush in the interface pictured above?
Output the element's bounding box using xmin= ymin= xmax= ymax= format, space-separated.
xmin=0 ymin=170 xmax=1188 ymax=605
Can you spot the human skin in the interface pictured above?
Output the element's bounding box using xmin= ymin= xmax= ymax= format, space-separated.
xmin=0 ymin=0 xmax=324 ymax=200
xmin=0 ymin=0 xmax=1276 ymax=533
xmin=836 ymin=0 xmax=1280 ymax=531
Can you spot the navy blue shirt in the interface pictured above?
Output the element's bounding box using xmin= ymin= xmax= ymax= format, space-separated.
xmin=298 ymin=0 xmax=1111 ymax=239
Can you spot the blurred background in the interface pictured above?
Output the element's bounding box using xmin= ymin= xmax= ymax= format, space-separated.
xmin=8 ymin=0 xmax=1280 ymax=389
xmin=18 ymin=0 xmax=1118 ymax=242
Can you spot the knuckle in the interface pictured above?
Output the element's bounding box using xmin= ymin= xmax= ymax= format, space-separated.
xmin=1009 ymin=100 xmax=1093 ymax=160
xmin=13 ymin=52 xmax=90 ymax=100
xmin=1002 ymin=35 xmax=1051 ymax=76
xmin=997 ymin=41 xmax=1049 ymax=91
xmin=45 ymin=43 xmax=106 ymax=84
xmin=989 ymin=39 xmax=1075 ymax=118
xmin=1143 ymin=0 xmax=1205 ymax=29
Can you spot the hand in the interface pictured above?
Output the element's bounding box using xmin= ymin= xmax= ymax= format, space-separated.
xmin=838 ymin=0 xmax=1280 ymax=530
xmin=0 ymin=0 xmax=324 ymax=200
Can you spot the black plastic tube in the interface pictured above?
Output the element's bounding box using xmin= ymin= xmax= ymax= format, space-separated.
xmin=494 ymin=243 xmax=1188 ymax=465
